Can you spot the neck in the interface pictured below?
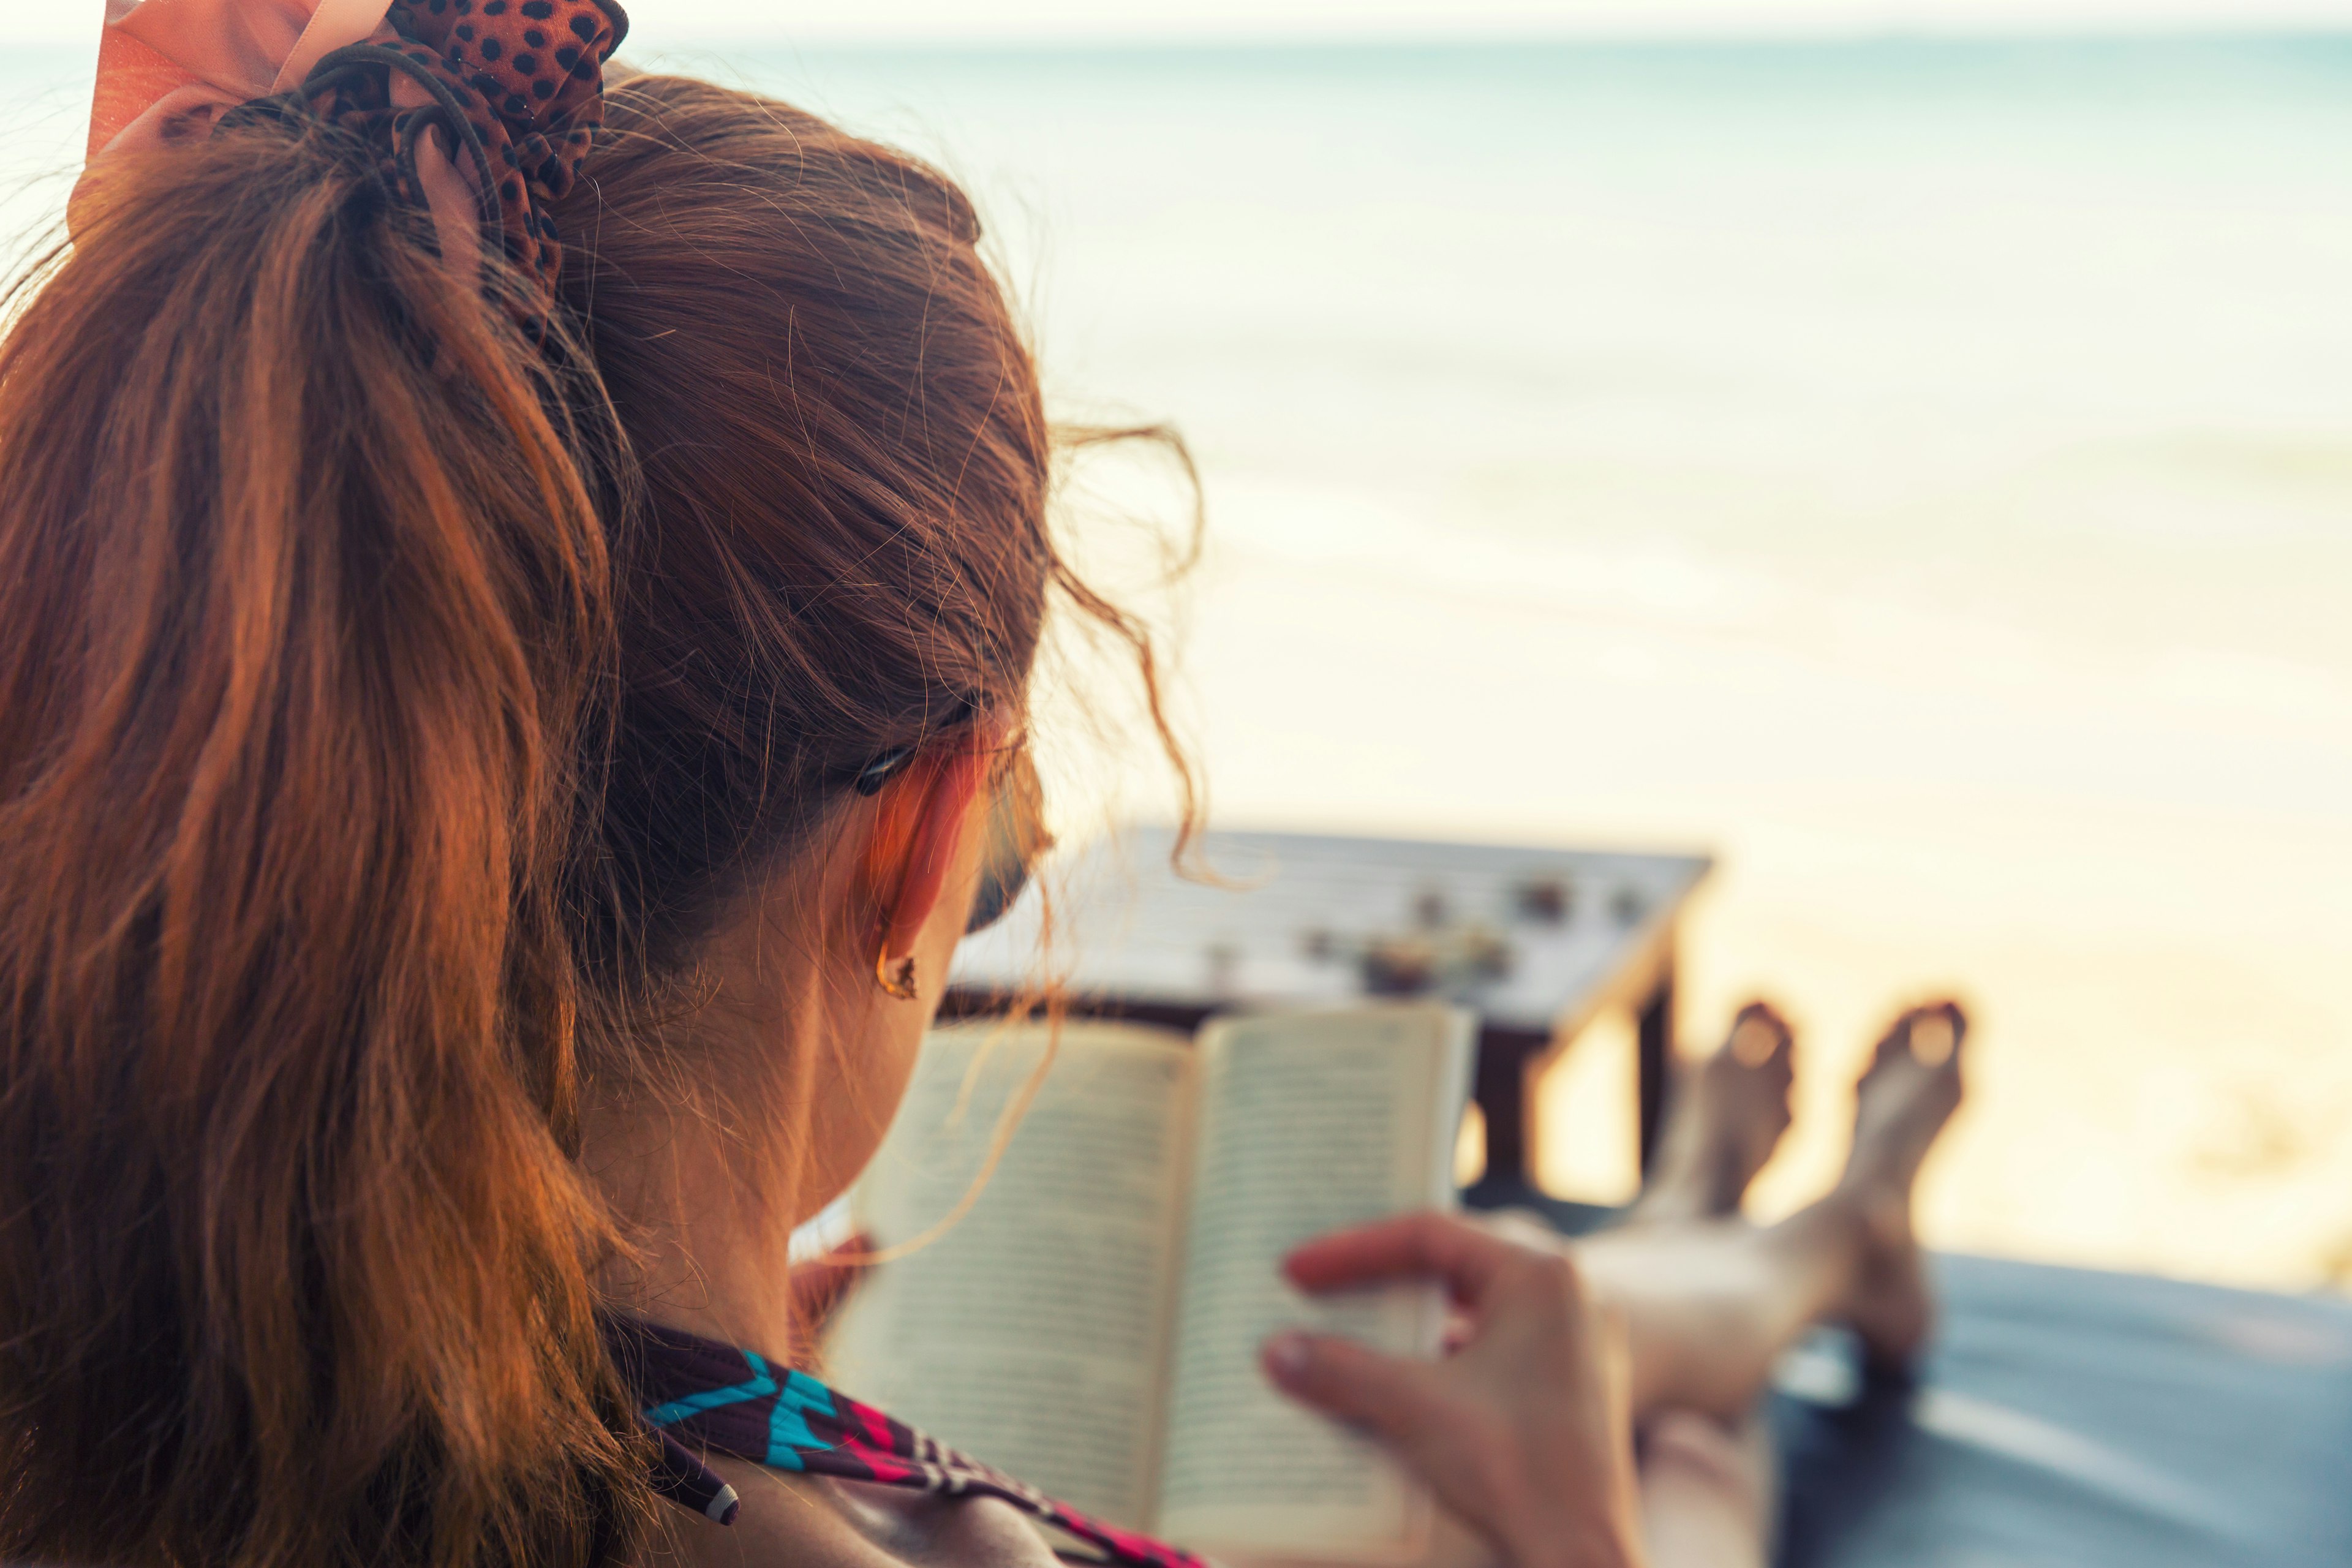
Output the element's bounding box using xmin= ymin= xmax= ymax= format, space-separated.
xmin=585 ymin=984 xmax=841 ymax=1362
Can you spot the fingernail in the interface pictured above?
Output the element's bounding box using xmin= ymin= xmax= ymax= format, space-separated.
xmin=1263 ymin=1331 xmax=1311 ymax=1382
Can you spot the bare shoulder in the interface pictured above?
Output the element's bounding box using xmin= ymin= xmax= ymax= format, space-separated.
xmin=650 ymin=1456 xmax=1068 ymax=1568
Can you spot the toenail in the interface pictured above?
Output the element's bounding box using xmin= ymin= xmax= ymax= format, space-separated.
xmin=1909 ymin=1013 xmax=1956 ymax=1066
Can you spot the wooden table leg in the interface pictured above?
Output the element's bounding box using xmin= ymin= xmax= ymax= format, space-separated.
xmin=1466 ymin=1030 xmax=1542 ymax=1204
xmin=1474 ymin=930 xmax=1682 ymax=1202
xmin=1636 ymin=954 xmax=1676 ymax=1174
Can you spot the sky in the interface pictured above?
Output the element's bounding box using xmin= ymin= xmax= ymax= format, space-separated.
xmin=21 ymin=0 xmax=2352 ymax=47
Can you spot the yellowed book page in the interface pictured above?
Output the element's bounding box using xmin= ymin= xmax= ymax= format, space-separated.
xmin=1155 ymin=1004 xmax=1475 ymax=1562
xmin=824 ymin=1020 xmax=1196 ymax=1531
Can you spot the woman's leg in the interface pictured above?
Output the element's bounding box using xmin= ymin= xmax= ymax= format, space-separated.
xmin=1637 ymin=1411 xmax=1777 ymax=1568
xmin=1577 ymin=1003 xmax=1966 ymax=1423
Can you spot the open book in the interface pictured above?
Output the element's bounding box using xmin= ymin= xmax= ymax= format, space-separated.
xmin=826 ymin=1004 xmax=1475 ymax=1564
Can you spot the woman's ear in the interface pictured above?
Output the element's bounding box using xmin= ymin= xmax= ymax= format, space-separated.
xmin=861 ymin=741 xmax=991 ymax=978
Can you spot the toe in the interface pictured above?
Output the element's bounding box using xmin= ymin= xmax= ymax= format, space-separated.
xmin=1871 ymin=1001 xmax=1961 ymax=1072
xmin=1727 ymin=1000 xmax=1792 ymax=1069
xmin=1903 ymin=1000 xmax=1969 ymax=1069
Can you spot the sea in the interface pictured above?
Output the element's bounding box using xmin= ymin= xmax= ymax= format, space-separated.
xmin=7 ymin=36 xmax=2352 ymax=1288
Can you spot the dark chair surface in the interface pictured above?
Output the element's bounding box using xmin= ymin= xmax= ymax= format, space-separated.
xmin=1771 ymin=1253 xmax=2352 ymax=1568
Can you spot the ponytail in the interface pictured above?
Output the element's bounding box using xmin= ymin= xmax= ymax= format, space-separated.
xmin=0 ymin=111 xmax=645 ymax=1568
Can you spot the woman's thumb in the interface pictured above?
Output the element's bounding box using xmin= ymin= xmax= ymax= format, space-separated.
xmin=1261 ymin=1330 xmax=1447 ymax=1444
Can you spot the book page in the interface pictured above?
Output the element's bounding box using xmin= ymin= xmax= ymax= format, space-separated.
xmin=824 ymin=1020 xmax=1196 ymax=1531
xmin=1155 ymin=1005 xmax=1474 ymax=1561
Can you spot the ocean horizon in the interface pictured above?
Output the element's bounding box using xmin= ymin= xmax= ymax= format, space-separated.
xmin=8 ymin=33 xmax=2351 ymax=1289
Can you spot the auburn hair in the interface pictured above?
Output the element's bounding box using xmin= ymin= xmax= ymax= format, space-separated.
xmin=0 ymin=70 xmax=1189 ymax=1568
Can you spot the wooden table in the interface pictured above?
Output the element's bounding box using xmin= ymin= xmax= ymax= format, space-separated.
xmin=944 ymin=827 xmax=1711 ymax=1202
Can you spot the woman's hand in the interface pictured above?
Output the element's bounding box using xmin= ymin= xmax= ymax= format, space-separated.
xmin=1262 ymin=1212 xmax=1647 ymax=1568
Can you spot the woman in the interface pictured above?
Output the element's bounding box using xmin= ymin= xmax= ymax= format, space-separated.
xmin=0 ymin=1 xmax=1962 ymax=1564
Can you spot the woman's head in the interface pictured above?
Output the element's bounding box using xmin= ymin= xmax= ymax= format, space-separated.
xmin=0 ymin=51 xmax=1164 ymax=1568
xmin=562 ymin=75 xmax=1056 ymax=982
xmin=554 ymin=78 xmax=1071 ymax=1245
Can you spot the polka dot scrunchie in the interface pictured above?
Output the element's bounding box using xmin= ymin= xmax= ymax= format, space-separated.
xmin=84 ymin=0 xmax=628 ymax=332
xmin=298 ymin=0 xmax=625 ymax=322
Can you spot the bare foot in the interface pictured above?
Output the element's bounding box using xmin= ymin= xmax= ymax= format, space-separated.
xmin=1634 ymin=1003 xmax=1796 ymax=1226
xmin=1835 ymin=1001 xmax=1967 ymax=1368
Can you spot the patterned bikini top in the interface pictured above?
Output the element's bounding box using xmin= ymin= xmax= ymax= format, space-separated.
xmin=603 ymin=1316 xmax=1204 ymax=1568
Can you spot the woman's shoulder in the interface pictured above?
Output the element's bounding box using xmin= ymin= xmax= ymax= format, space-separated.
xmin=663 ymin=1459 xmax=1068 ymax=1568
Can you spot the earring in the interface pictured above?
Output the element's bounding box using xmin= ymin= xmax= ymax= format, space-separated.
xmin=876 ymin=946 xmax=919 ymax=1001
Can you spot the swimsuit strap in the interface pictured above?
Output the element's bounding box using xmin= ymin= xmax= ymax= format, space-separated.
xmin=603 ymin=1316 xmax=1205 ymax=1568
